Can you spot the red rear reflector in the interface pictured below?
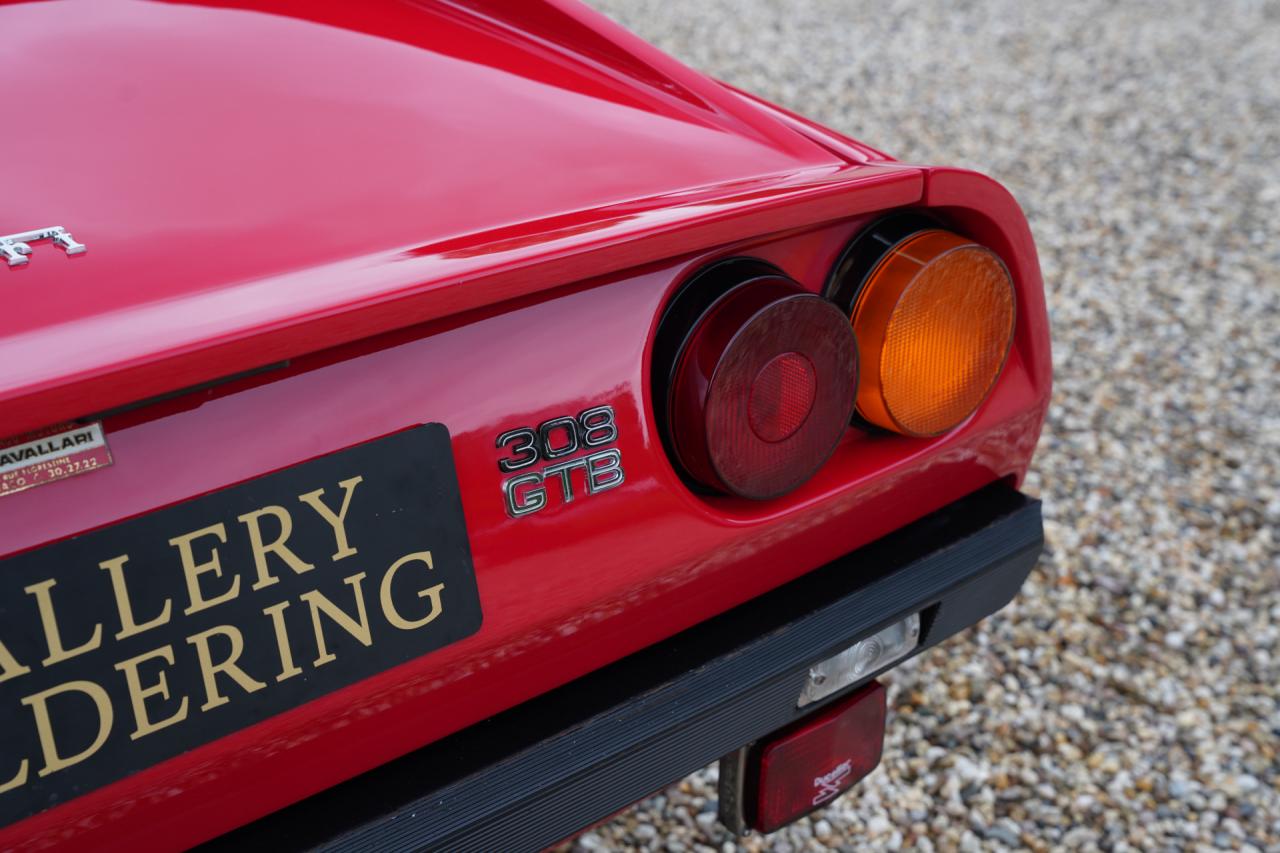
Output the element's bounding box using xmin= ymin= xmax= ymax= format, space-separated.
xmin=748 ymin=352 xmax=817 ymax=443
xmin=747 ymin=681 xmax=887 ymax=832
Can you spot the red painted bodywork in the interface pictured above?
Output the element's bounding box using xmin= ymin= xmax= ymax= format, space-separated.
xmin=0 ymin=1 xmax=1051 ymax=850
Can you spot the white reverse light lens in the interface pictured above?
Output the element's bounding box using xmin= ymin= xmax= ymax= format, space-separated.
xmin=798 ymin=613 xmax=921 ymax=707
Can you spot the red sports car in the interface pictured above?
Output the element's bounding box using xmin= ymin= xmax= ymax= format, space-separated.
xmin=0 ymin=1 xmax=1050 ymax=849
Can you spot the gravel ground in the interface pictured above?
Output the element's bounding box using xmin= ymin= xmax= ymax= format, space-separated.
xmin=578 ymin=1 xmax=1280 ymax=850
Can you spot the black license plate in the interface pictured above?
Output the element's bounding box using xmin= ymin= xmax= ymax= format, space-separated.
xmin=0 ymin=424 xmax=481 ymax=827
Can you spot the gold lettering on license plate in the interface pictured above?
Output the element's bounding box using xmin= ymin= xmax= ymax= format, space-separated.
xmin=0 ymin=424 xmax=481 ymax=825
xmin=0 ymin=478 xmax=438 ymax=788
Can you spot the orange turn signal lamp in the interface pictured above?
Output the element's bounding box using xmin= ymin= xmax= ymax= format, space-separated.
xmin=827 ymin=215 xmax=1017 ymax=437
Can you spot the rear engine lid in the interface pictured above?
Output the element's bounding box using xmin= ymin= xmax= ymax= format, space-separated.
xmin=0 ymin=0 xmax=891 ymax=436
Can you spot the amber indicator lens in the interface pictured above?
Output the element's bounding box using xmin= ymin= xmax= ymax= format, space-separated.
xmin=665 ymin=274 xmax=857 ymax=500
xmin=850 ymin=229 xmax=1016 ymax=437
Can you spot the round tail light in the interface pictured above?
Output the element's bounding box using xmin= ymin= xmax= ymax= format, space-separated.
xmin=655 ymin=260 xmax=857 ymax=500
xmin=827 ymin=217 xmax=1016 ymax=437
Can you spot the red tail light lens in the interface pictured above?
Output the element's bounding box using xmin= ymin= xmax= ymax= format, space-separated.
xmin=747 ymin=681 xmax=887 ymax=833
xmin=657 ymin=260 xmax=857 ymax=500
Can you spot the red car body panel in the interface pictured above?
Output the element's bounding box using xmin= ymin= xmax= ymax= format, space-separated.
xmin=0 ymin=0 xmax=921 ymax=437
xmin=0 ymin=2 xmax=1051 ymax=850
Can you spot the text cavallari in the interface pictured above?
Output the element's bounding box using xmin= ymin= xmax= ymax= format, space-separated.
xmin=0 ymin=475 xmax=447 ymax=795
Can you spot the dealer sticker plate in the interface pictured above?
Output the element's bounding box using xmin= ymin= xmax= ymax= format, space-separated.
xmin=0 ymin=424 xmax=481 ymax=827
xmin=0 ymin=422 xmax=112 ymax=498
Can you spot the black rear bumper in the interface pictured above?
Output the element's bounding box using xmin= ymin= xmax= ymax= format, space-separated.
xmin=207 ymin=483 xmax=1043 ymax=853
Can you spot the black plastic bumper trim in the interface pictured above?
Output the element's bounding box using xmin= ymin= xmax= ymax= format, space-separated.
xmin=205 ymin=483 xmax=1042 ymax=853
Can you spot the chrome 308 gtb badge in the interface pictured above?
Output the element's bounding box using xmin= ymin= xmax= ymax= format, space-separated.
xmin=495 ymin=405 xmax=624 ymax=518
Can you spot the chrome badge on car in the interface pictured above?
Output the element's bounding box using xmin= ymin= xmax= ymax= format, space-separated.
xmin=1 ymin=226 xmax=86 ymax=267
xmin=495 ymin=405 xmax=624 ymax=518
